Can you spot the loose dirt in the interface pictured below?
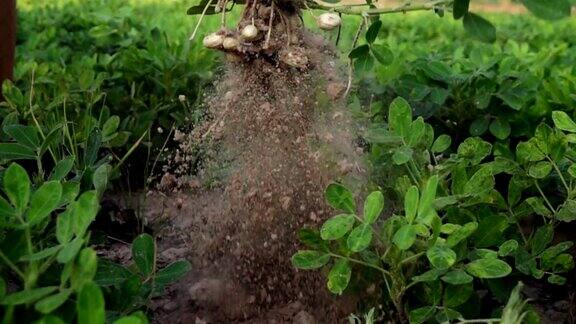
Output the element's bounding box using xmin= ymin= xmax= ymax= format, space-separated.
xmin=139 ymin=22 xmax=366 ymax=323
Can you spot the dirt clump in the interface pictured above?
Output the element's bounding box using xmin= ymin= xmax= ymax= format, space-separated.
xmin=144 ymin=19 xmax=365 ymax=323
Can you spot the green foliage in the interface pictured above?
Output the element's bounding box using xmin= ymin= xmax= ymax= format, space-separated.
xmin=0 ymin=4 xmax=197 ymax=320
xmin=294 ymin=99 xmax=575 ymax=322
xmin=2 ymin=0 xmax=217 ymax=184
xmin=93 ymin=234 xmax=191 ymax=319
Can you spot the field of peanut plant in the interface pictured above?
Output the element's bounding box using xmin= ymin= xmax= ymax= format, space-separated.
xmin=0 ymin=0 xmax=575 ymax=323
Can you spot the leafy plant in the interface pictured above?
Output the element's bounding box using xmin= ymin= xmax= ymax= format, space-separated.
xmin=294 ymin=98 xmax=575 ymax=322
xmin=0 ymin=162 xmax=103 ymax=323
xmin=94 ymin=233 xmax=191 ymax=319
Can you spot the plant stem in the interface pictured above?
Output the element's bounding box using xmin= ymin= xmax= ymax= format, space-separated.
xmin=533 ymin=180 xmax=556 ymax=222
xmin=400 ymin=251 xmax=425 ymax=265
xmin=313 ymin=0 xmax=452 ymax=16
xmin=0 ymin=249 xmax=25 ymax=280
xmin=405 ymin=164 xmax=419 ymax=185
xmin=547 ymin=157 xmax=570 ymax=194
xmin=329 ymin=252 xmax=391 ymax=275
xmin=508 ymin=208 xmax=528 ymax=245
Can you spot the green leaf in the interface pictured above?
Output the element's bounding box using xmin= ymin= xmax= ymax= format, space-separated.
xmin=464 ymin=166 xmax=494 ymax=196
xmin=409 ymin=306 xmax=436 ymax=324
xmin=557 ymin=200 xmax=576 ymax=222
xmin=412 ymin=268 xmax=446 ymax=282
xmin=552 ymin=111 xmax=576 ymax=132
xmin=49 ymin=156 xmax=75 ymax=181
xmin=521 ymin=0 xmax=571 ymax=20
xmin=408 ymin=117 xmax=426 ymax=146
xmin=156 ymin=260 xmax=192 ymax=286
xmin=405 ymin=186 xmax=419 ymax=223
xmin=441 ymin=270 xmax=473 ymax=285
xmin=348 ymin=44 xmax=370 ymax=59
xmin=393 ymin=225 xmax=417 ymax=250
xmin=0 ymin=143 xmax=36 ymax=160
xmin=516 ymin=140 xmax=546 ymax=164
xmin=568 ymin=164 xmax=576 ymax=178
xmin=466 ymin=258 xmax=512 ymax=278
xmin=427 ymin=245 xmax=457 ymax=270
xmin=186 ymin=0 xmax=220 ymax=15
xmin=77 ymin=282 xmax=105 ymax=324
xmin=444 ymin=283 xmax=473 ymax=307
xmin=469 ymin=249 xmax=499 ymax=260
xmin=365 ymin=20 xmax=381 ymax=44
xmin=2 ymin=286 xmax=58 ymax=305
xmin=457 ymin=137 xmax=492 ymax=165
xmin=364 ymin=191 xmax=384 ymax=223
xmin=132 ymin=233 xmax=156 ymax=277
xmin=291 ymin=251 xmax=330 ymax=270
xmin=431 ymin=135 xmax=451 ymax=153
xmin=463 ymin=13 xmax=496 ymax=43
xmin=59 ymin=182 xmax=79 ymax=207
xmin=547 ymin=274 xmax=567 ymax=285
xmin=371 ymin=44 xmax=394 ymax=65
xmin=541 ymin=241 xmax=574 ymax=262
xmin=354 ymin=54 xmax=375 ymax=76
xmin=420 ymin=61 xmax=452 ymax=81
xmin=548 ymin=253 xmax=573 ymax=273
xmin=20 ymin=245 xmax=62 ymax=262
xmin=388 ymin=97 xmax=412 ymax=139
xmin=321 ymin=214 xmax=356 ymax=240
xmin=4 ymin=163 xmax=31 ymax=212
xmin=27 ymin=181 xmax=62 ymax=225
xmin=39 ymin=124 xmax=64 ymax=156
xmin=37 ymin=315 xmax=67 ymax=324
xmin=325 ymin=183 xmax=356 ymax=213
xmin=446 ymin=222 xmax=478 ymax=248
xmin=469 ymin=117 xmax=489 ymax=136
xmin=73 ymin=191 xmax=100 ymax=237
xmin=435 ymin=308 xmax=463 ymax=323
xmin=114 ymin=316 xmax=145 ymax=324
xmin=94 ymin=259 xmax=133 ymax=286
xmin=327 ymin=259 xmax=352 ymax=295
xmin=498 ymin=240 xmax=519 ymax=257
xmin=102 ymin=116 xmax=120 ymax=138
xmin=57 ymin=236 xmax=84 ymax=263
xmin=298 ymin=228 xmax=328 ymax=251
xmin=441 ymin=224 xmax=461 ymax=234
xmin=525 ymin=197 xmax=552 ymax=217
xmin=347 ymin=224 xmax=373 ymax=252
xmin=528 ymin=161 xmax=552 ymax=179
xmin=35 ymin=290 xmax=72 ymax=314
xmin=74 ymin=248 xmax=98 ymax=290
xmin=490 ymin=118 xmax=511 ymax=140
xmin=56 ymin=209 xmax=74 ymax=244
xmin=453 ymin=0 xmax=470 ymax=19
xmin=473 ymin=214 xmax=509 ymax=248
xmin=3 ymin=125 xmax=40 ymax=149
xmin=0 ymin=196 xmax=16 ymax=220
xmin=93 ymin=163 xmax=109 ymax=196
xmin=531 ymin=224 xmax=553 ymax=255
xmin=392 ymin=146 xmax=413 ymax=165
xmin=417 ymin=175 xmax=439 ymax=224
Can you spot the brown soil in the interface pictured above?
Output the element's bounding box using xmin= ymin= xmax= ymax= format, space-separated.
xmin=139 ymin=17 xmax=367 ymax=323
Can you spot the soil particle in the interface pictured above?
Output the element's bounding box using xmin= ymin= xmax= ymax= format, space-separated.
xmin=293 ymin=310 xmax=317 ymax=324
xmin=143 ymin=24 xmax=364 ymax=322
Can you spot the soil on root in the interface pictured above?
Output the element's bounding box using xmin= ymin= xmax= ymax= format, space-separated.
xmin=141 ymin=29 xmax=366 ymax=323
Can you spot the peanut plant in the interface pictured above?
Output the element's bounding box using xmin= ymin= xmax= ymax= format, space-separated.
xmin=293 ymin=98 xmax=574 ymax=322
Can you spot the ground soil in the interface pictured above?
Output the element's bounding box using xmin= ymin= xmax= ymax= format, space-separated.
xmin=127 ymin=19 xmax=367 ymax=323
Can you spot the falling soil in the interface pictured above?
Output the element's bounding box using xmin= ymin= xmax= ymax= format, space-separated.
xmin=130 ymin=22 xmax=368 ymax=323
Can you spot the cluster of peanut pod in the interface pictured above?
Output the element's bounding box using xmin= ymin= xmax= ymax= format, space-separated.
xmin=202 ymin=12 xmax=341 ymax=50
